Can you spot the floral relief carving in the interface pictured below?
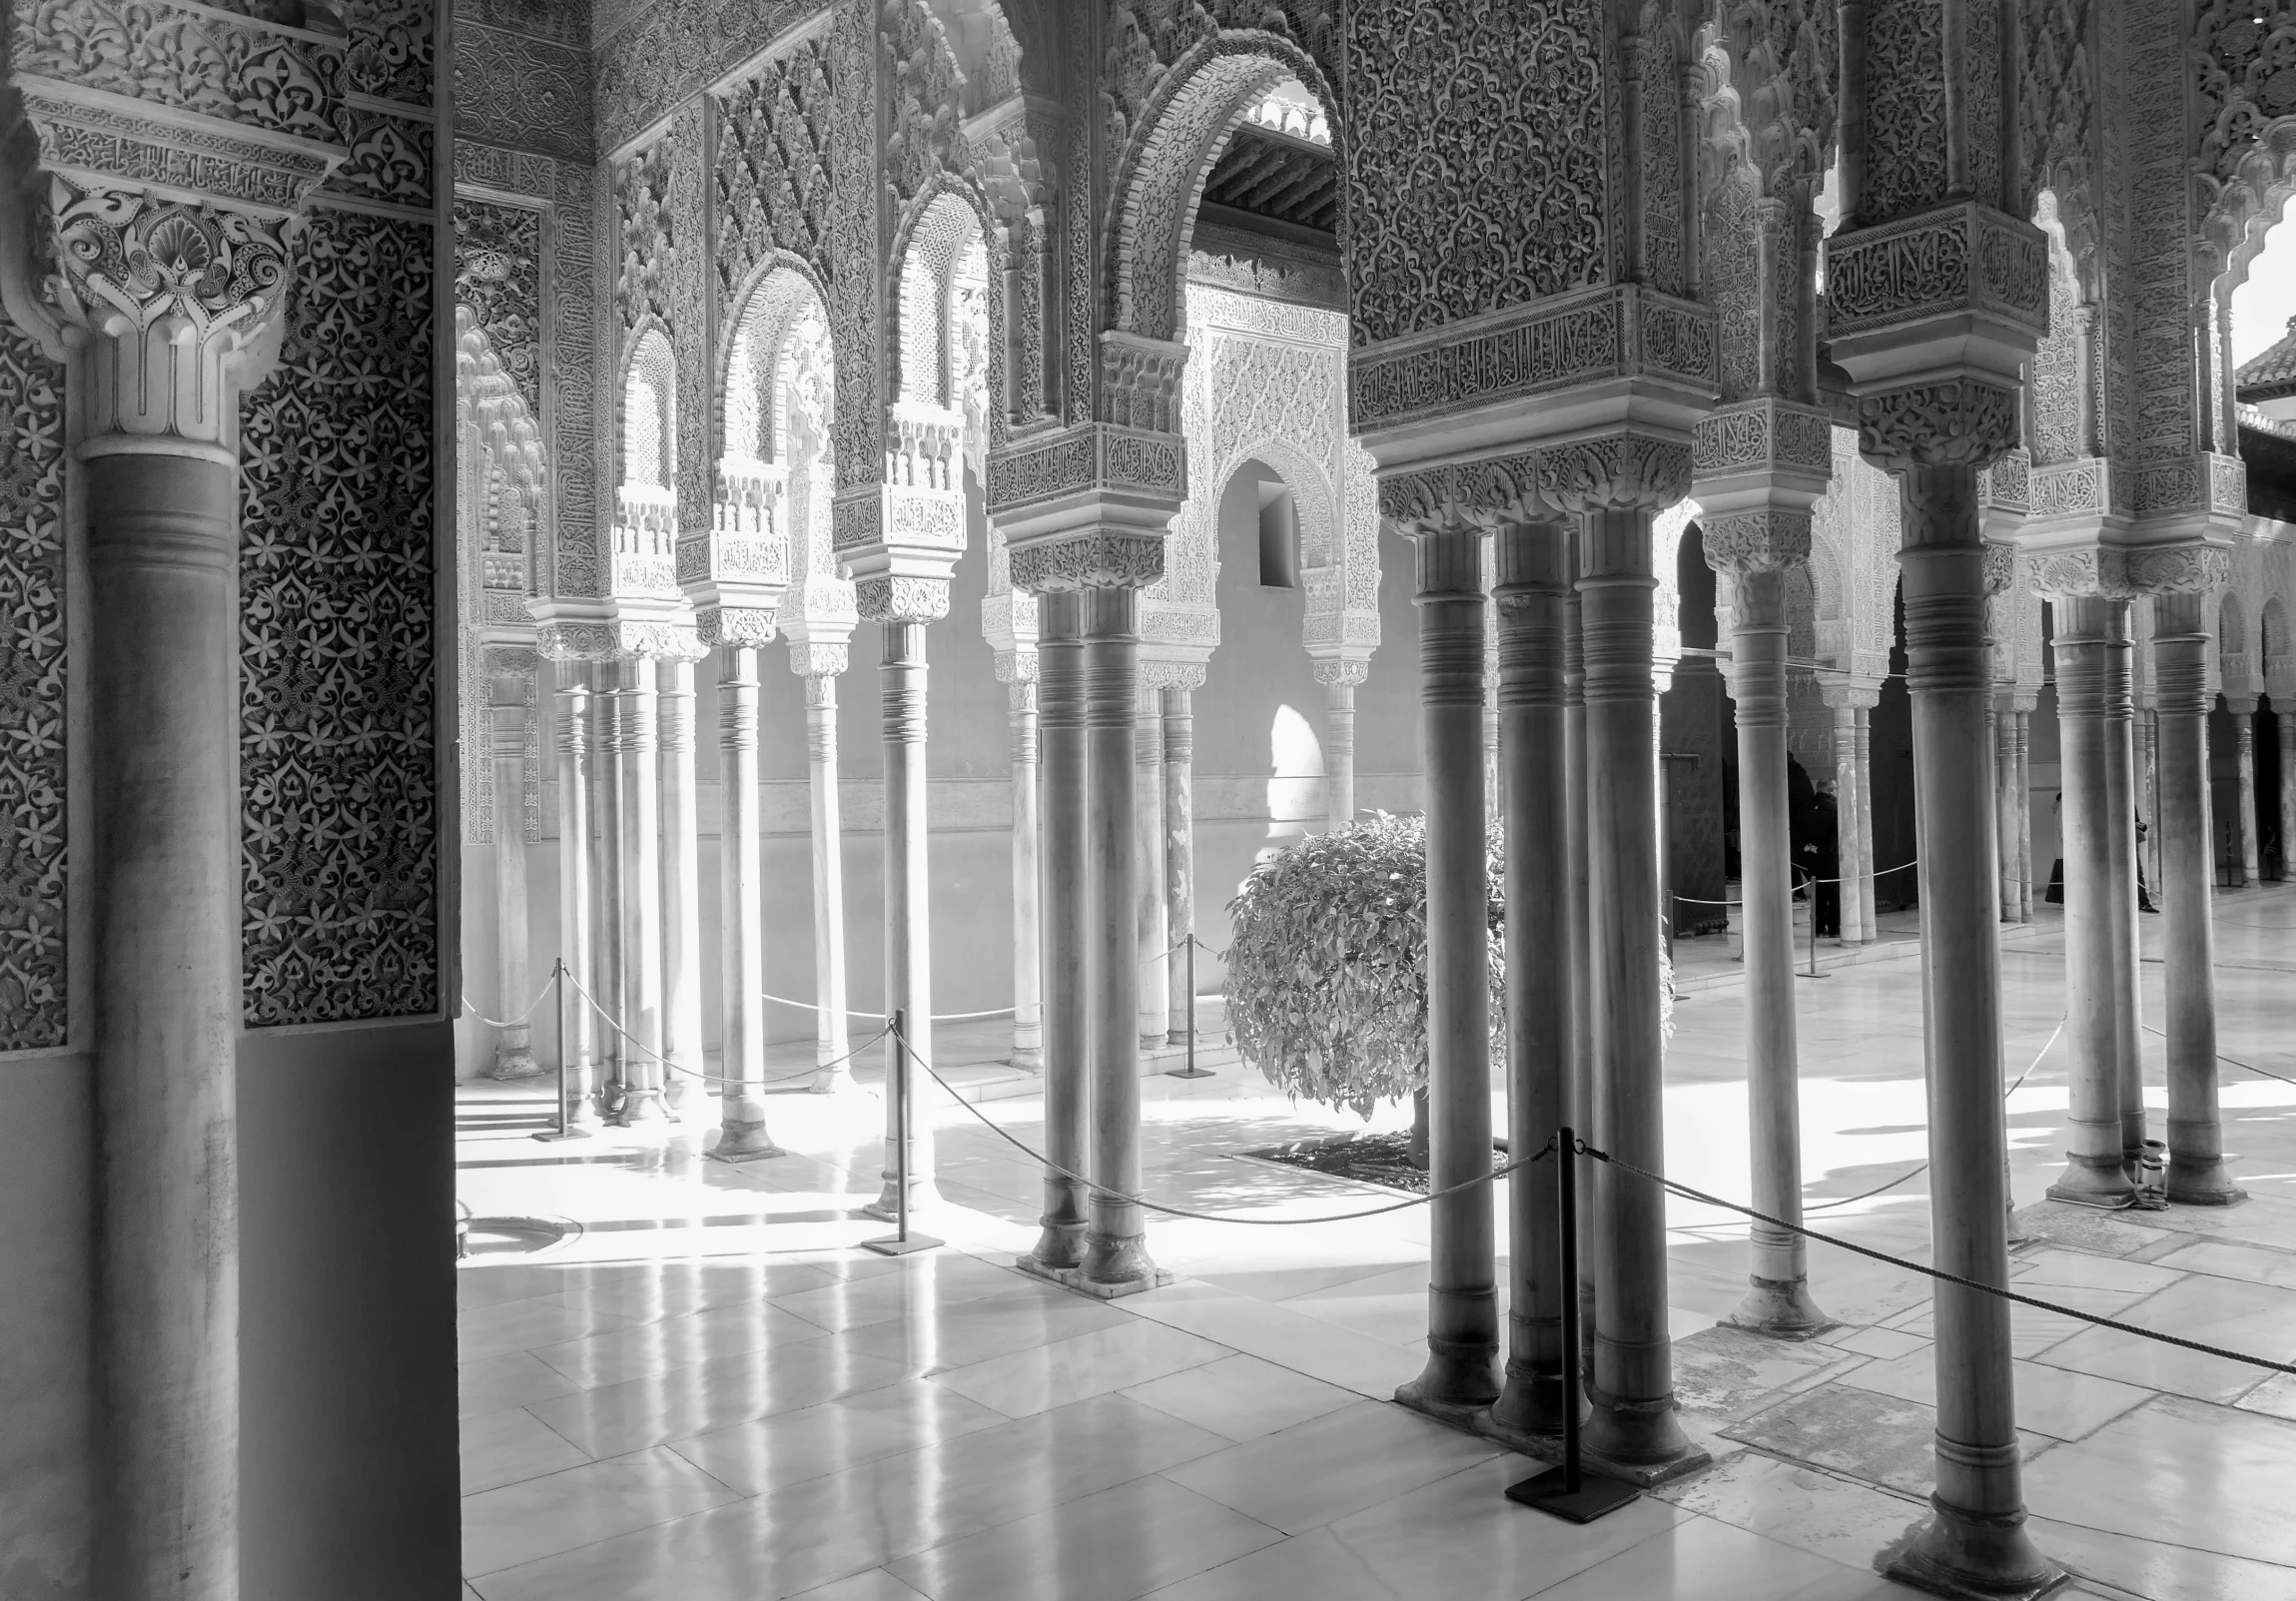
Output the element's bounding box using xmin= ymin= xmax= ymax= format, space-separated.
xmin=0 ymin=328 xmax=68 ymax=1051
xmin=454 ymin=198 xmax=542 ymax=417
xmin=451 ymin=23 xmax=592 ymax=164
xmin=10 ymin=0 xmax=346 ymax=143
xmin=592 ymin=0 xmax=821 ymax=156
xmin=714 ymin=37 xmax=836 ymax=311
xmin=340 ymin=0 xmax=432 ymax=103
xmin=240 ymin=208 xmax=437 ymax=1025
xmin=1860 ymin=0 xmax=1947 ymax=223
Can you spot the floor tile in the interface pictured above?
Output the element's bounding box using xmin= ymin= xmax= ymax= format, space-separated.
xmin=668 ymin=1378 xmax=1011 ymax=1497
xmin=1724 ymin=1383 xmax=2046 ymax=1499
xmin=460 ymin=1350 xmax=582 ymax=1419
xmin=460 ymin=1444 xmax=741 ymax=1578
xmin=1144 ymin=1456 xmax=1685 ymax=1601
xmin=1161 ymin=1400 xmax=1506 ymax=1534
xmin=461 ymin=1405 xmax=591 ymax=1494
xmin=928 ymin=1318 xmax=1233 ymax=1419
xmin=2026 ymin=1514 xmax=2296 ymax=1601
xmin=530 ymin=1298 xmax=833 ymax=1390
xmin=1672 ymin=1324 xmax=1861 ymax=1421
xmin=837 ymin=1285 xmax=1134 ymax=1374
xmin=458 ymin=1259 xmax=651 ymax=1312
xmin=2024 ymin=1273 xmax=2296 ymax=1402
xmin=2009 ymin=1247 xmax=2187 ymax=1297
xmin=2150 ymin=1236 xmax=2296 ymax=1293
xmin=1525 ymin=1513 xmax=1917 ymax=1600
xmin=1123 ymin=1280 xmax=1416 ymax=1398
xmin=2022 ymin=1394 xmax=2296 ymax=1570
xmin=1825 ymin=1326 xmax=1930 ymax=1362
xmin=2236 ymin=1371 xmax=2296 ymax=1422
xmin=1121 ymin=1352 xmax=1358 ymax=1442
xmin=524 ymin=1337 xmax=915 ymax=1458
xmin=458 ymin=1290 xmax=648 ymax=1363
xmin=769 ymin=1253 xmax=1046 ymax=1334
xmin=887 ymin=1473 xmax=1282 ymax=1601
xmin=1655 ymin=1451 xmax=1928 ymax=1576
xmin=1833 ymin=1351 xmax=2153 ymax=1441
xmin=787 ymin=1572 xmax=930 ymax=1601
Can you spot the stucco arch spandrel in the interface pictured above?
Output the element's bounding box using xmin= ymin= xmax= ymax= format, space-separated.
xmin=716 ymin=254 xmax=834 ymax=459
xmin=888 ymin=176 xmax=1006 ymax=431
xmin=1104 ymin=32 xmax=1343 ymax=349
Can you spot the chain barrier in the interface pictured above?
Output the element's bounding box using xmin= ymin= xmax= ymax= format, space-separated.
xmin=893 ymin=1030 xmax=1554 ymax=1225
xmin=1587 ymin=1138 xmax=2296 ymax=1378
xmin=565 ymin=971 xmax=889 ymax=1089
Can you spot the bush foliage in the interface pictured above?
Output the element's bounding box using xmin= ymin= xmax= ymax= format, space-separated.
xmin=1223 ymin=812 xmax=1504 ymax=1117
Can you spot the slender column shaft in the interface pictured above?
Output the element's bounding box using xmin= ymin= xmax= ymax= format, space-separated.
xmin=2281 ymin=714 xmax=2296 ymax=883
xmin=1163 ymin=688 xmax=1194 ymax=1045
xmin=872 ymin=619 xmax=936 ymax=1211
xmin=1030 ymin=594 xmax=1090 ymax=1268
xmin=88 ymin=453 xmax=241 ymax=1601
xmin=714 ymin=647 xmax=781 ymax=1157
xmin=2235 ymin=711 xmax=2260 ymax=885
xmin=1832 ymin=701 xmax=1868 ymax=943
xmin=1564 ymin=577 xmax=1597 ymax=1364
xmin=556 ymin=663 xmax=600 ymax=1125
xmin=805 ymin=674 xmax=852 ymax=1090
xmin=2015 ymin=710 xmax=2035 ymax=922
xmin=592 ymin=675 xmax=625 ymax=1102
xmin=1727 ymin=570 xmax=1828 ymax=1335
xmin=491 ymin=688 xmax=539 ymax=1077
xmin=1325 ymin=678 xmax=1356 ymax=829
xmin=1855 ymin=708 xmax=1879 ymax=939
xmin=2139 ymin=710 xmax=2161 ymax=892
xmin=1490 ymin=524 xmax=1571 ymax=1435
xmin=1396 ymin=524 xmax=1499 ymax=1410
xmin=1579 ymin=508 xmax=1691 ymax=1464
xmin=1011 ymin=679 xmax=1044 ymax=1069
xmin=2102 ymin=605 xmax=2145 ymax=1170
xmin=614 ymin=657 xmax=668 ymax=1125
xmin=1085 ymin=586 xmax=1155 ymax=1289
xmin=2047 ymin=597 xmax=2134 ymax=1202
xmin=659 ymin=658 xmax=702 ymax=1112
xmin=1894 ymin=464 xmax=2049 ymax=1588
xmin=2156 ymin=606 xmax=2240 ymax=1202
xmin=1995 ymin=696 xmax=2020 ymax=922
xmin=1137 ymin=685 xmax=1167 ymax=1049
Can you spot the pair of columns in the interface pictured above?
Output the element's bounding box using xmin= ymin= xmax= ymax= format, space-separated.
xmin=2221 ymin=700 xmax=2285 ymax=887
xmin=1130 ymin=678 xmax=1201 ymax=1049
xmin=1821 ymin=686 xmax=1883 ymax=942
xmin=1994 ymin=694 xmax=2036 ymax=924
xmin=1403 ymin=509 xmax=1702 ymax=1479
xmin=1024 ymin=585 xmax=1161 ymax=1296
xmin=2042 ymin=592 xmax=2242 ymax=1207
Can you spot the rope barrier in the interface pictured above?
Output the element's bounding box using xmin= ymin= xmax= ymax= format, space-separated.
xmin=759 ymin=991 xmax=1019 ymax=1025
xmin=1673 ymin=860 xmax=1919 ymax=909
xmin=1585 ymin=1138 xmax=2296 ymax=1378
xmin=896 ymin=1030 xmax=1555 ymax=1225
xmin=2139 ymin=1023 xmax=2296 ymax=1090
xmin=459 ymin=978 xmax=555 ymax=1031
xmin=565 ymin=972 xmax=889 ymax=1089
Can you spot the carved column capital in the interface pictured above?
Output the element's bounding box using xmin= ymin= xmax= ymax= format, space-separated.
xmin=1310 ymin=655 xmax=1371 ymax=688
xmin=2022 ymin=547 xmax=2133 ymax=600
xmin=1855 ymin=379 xmax=2024 ymax=473
xmin=788 ymin=640 xmax=849 ymax=679
xmin=1701 ymin=509 xmax=1812 ymax=577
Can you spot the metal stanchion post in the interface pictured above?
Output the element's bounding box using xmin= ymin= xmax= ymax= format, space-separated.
xmin=534 ymin=959 xmax=591 ymax=1143
xmin=864 ymin=1009 xmax=941 ymax=1256
xmin=1166 ymin=936 xmax=1212 ymax=1079
xmin=1507 ymin=1128 xmax=1639 ymax=1522
xmin=1797 ymin=869 xmax=1828 ymax=981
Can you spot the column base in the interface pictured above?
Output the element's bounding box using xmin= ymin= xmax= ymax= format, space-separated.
xmin=1582 ymin=1384 xmax=1706 ymax=1480
xmin=1488 ymin=1355 xmax=1570 ymax=1438
xmin=1081 ymin=1236 xmax=1165 ymax=1298
xmin=1883 ymin=1500 xmax=2068 ymax=1601
xmin=2044 ymin=1152 xmax=2136 ymax=1207
xmin=707 ymin=1122 xmax=788 ymax=1163
xmin=861 ymin=1181 xmax=940 ymax=1222
xmin=2165 ymin=1163 xmax=2247 ymax=1206
xmin=1165 ymin=1028 xmax=1188 ymax=1048
xmin=490 ymin=1050 xmax=543 ymax=1081
xmin=611 ymin=1090 xmax=670 ymax=1127
xmin=1396 ymin=1331 xmax=1501 ymax=1412
xmin=1018 ymin=1253 xmax=1171 ymax=1298
xmin=808 ymin=1067 xmax=856 ymax=1095
xmin=1724 ymin=1275 xmax=1839 ymax=1341
xmin=1008 ymin=1048 xmax=1044 ymax=1073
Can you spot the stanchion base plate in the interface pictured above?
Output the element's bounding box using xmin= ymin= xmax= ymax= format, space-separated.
xmin=1504 ymin=1467 xmax=1641 ymax=1523
xmin=531 ymin=1129 xmax=595 ymax=1143
xmin=1163 ymin=1066 xmax=1215 ymax=1080
xmin=861 ymin=1232 xmax=943 ymax=1256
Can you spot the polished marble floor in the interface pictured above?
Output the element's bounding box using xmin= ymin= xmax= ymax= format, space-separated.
xmin=456 ymin=886 xmax=2296 ymax=1600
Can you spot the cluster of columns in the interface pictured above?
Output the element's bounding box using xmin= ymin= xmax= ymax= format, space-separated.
xmin=2218 ymin=692 xmax=2294 ymax=887
xmin=1822 ymin=684 xmax=1885 ymax=941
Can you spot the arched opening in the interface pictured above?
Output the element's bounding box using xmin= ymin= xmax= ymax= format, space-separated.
xmin=615 ymin=326 xmax=678 ymax=584
xmin=1669 ymin=522 xmax=1729 ymax=933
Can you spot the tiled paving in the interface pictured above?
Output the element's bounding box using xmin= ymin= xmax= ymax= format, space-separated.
xmin=454 ymin=885 xmax=2296 ymax=1600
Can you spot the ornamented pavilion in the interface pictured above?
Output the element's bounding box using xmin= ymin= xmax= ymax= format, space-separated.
xmin=6 ymin=1 xmax=2296 ymax=1598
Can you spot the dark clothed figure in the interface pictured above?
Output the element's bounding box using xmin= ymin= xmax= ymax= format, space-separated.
xmin=1813 ymin=791 xmax=1842 ymax=938
xmin=2136 ymin=811 xmax=2158 ymax=913
xmin=1788 ymin=755 xmax=1817 ymax=899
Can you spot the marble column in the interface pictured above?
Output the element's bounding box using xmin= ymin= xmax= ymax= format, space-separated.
xmin=1085 ymin=585 xmax=1157 ymax=1291
xmin=1137 ymin=683 xmax=1168 ymax=1050
xmin=1025 ymin=593 xmax=1090 ymax=1270
xmin=868 ymin=616 xmax=937 ymax=1215
xmin=1163 ymin=685 xmax=1195 ymax=1045
xmin=1320 ymin=666 xmax=1358 ymax=829
xmin=490 ymin=678 xmax=540 ymax=1078
xmin=2015 ymin=704 xmax=2036 ymax=922
xmin=1890 ymin=461 xmax=2053 ymax=1594
xmin=1579 ymin=505 xmax=1696 ymax=1471
xmin=2155 ymin=595 xmax=2242 ymax=1202
xmin=2234 ymin=708 xmax=2261 ymax=886
xmin=1995 ymin=693 xmax=2021 ymax=923
xmin=1828 ymin=694 xmax=1870 ymax=944
xmin=1010 ymin=676 xmax=1045 ymax=1070
xmin=556 ymin=661 xmax=601 ymax=1125
xmin=87 ymin=446 xmax=244 ymax=1600
xmin=2047 ymin=597 xmax=2135 ymax=1204
xmin=1854 ymin=705 xmax=1879 ymax=938
xmin=712 ymin=645 xmax=783 ymax=1159
xmin=1564 ymin=573 xmax=1598 ymax=1363
xmin=1398 ymin=521 xmax=1499 ymax=1412
xmin=2281 ymin=709 xmax=2296 ymax=883
xmin=594 ymin=664 xmax=629 ymax=1107
xmin=612 ymin=655 xmax=669 ymax=1126
xmin=1489 ymin=521 xmax=1572 ymax=1437
xmin=798 ymin=661 xmax=853 ymax=1092
xmin=2102 ymin=606 xmax=2145 ymax=1175
xmin=658 ymin=655 xmax=704 ymax=1114
xmin=1710 ymin=526 xmax=1830 ymax=1337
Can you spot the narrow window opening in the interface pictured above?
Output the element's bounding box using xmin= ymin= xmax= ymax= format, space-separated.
xmin=1257 ymin=480 xmax=1298 ymax=588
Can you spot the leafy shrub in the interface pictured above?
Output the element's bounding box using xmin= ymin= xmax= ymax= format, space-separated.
xmin=1222 ymin=809 xmax=1674 ymax=1122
